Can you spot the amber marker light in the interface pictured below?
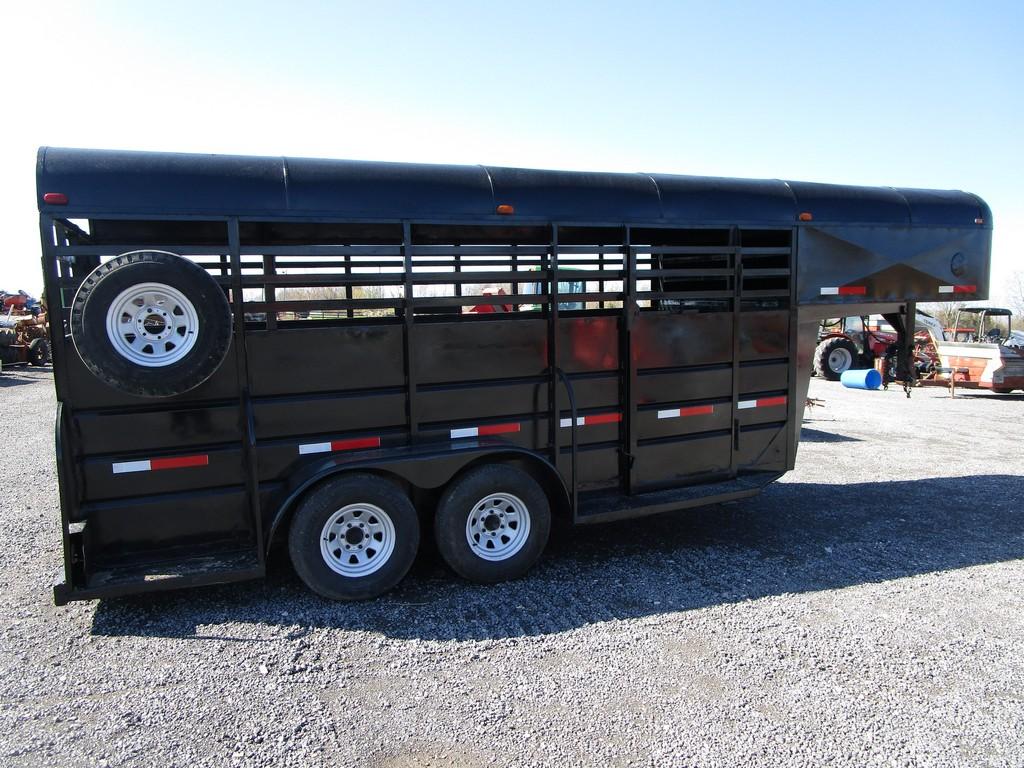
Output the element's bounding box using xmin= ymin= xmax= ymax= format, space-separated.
xmin=496 ymin=204 xmax=514 ymax=215
xmin=798 ymin=212 xmax=813 ymax=222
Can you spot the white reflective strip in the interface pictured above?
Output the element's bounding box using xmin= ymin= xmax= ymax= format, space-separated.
xmin=820 ymin=287 xmax=839 ymax=295
xmin=299 ymin=442 xmax=332 ymax=455
xmin=112 ymin=460 xmax=151 ymax=474
xmin=938 ymin=285 xmax=954 ymax=293
xmin=450 ymin=427 xmax=479 ymax=439
xmin=657 ymin=408 xmax=681 ymax=419
xmin=559 ymin=417 xmax=585 ymax=428
xmin=737 ymin=400 xmax=757 ymax=409
xmin=559 ymin=418 xmax=572 ymax=428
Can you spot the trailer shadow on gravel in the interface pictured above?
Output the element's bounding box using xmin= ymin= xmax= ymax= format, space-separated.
xmin=90 ymin=474 xmax=1024 ymax=642
xmin=0 ymin=369 xmax=47 ymax=388
xmin=797 ymin=428 xmax=861 ymax=443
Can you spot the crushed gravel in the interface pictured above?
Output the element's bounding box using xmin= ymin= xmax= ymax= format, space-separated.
xmin=1 ymin=366 xmax=1022 ymax=767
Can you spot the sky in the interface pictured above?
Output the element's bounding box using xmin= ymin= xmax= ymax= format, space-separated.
xmin=3 ymin=0 xmax=1021 ymax=299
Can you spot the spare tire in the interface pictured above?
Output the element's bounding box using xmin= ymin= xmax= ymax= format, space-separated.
xmin=70 ymin=251 xmax=232 ymax=397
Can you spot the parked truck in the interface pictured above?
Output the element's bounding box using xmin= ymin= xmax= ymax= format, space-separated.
xmin=36 ymin=148 xmax=992 ymax=604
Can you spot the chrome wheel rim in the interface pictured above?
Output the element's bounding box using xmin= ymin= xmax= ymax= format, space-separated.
xmin=105 ymin=282 xmax=199 ymax=367
xmin=465 ymin=492 xmax=531 ymax=562
xmin=320 ymin=503 xmax=396 ymax=577
xmin=828 ymin=347 xmax=853 ymax=373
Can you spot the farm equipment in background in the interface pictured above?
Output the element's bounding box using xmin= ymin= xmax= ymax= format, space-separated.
xmin=813 ymin=313 xmax=941 ymax=381
xmin=2 ymin=290 xmax=43 ymax=316
xmin=929 ymin=307 xmax=1024 ymax=393
xmin=814 ymin=307 xmax=1024 ymax=395
xmin=0 ymin=291 xmax=50 ymax=369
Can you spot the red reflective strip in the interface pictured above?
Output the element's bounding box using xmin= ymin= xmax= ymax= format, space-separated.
xmin=838 ymin=286 xmax=867 ymax=295
xmin=953 ymin=285 xmax=976 ymax=294
xmin=330 ymin=437 xmax=381 ymax=451
xmin=478 ymin=422 xmax=521 ymax=436
xmin=679 ymin=404 xmax=714 ymax=417
xmin=149 ymin=454 xmax=209 ymax=471
xmin=756 ymin=396 xmax=787 ymax=408
xmin=585 ymin=412 xmax=622 ymax=425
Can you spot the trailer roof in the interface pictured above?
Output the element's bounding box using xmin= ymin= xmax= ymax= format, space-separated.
xmin=36 ymin=147 xmax=990 ymax=228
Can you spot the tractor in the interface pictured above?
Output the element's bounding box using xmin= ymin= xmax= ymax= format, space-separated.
xmin=813 ymin=313 xmax=943 ymax=381
xmin=0 ymin=291 xmax=50 ymax=369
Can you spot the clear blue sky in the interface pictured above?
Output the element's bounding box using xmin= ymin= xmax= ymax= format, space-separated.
xmin=3 ymin=1 xmax=1021 ymax=297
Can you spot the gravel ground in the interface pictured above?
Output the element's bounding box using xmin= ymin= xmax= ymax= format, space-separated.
xmin=1 ymin=366 xmax=1022 ymax=767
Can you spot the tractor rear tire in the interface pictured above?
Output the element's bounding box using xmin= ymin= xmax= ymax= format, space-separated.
xmin=813 ymin=337 xmax=859 ymax=381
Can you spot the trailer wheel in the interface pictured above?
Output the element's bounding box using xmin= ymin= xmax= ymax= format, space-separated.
xmin=288 ymin=473 xmax=420 ymax=601
xmin=70 ymin=251 xmax=232 ymax=397
xmin=813 ymin=337 xmax=858 ymax=380
xmin=435 ymin=464 xmax=551 ymax=584
xmin=27 ymin=338 xmax=50 ymax=366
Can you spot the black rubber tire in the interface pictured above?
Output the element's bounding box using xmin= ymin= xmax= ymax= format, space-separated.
xmin=27 ymin=338 xmax=50 ymax=366
xmin=288 ymin=473 xmax=420 ymax=601
xmin=813 ymin=337 xmax=859 ymax=381
xmin=69 ymin=251 xmax=232 ymax=397
xmin=435 ymin=464 xmax=551 ymax=584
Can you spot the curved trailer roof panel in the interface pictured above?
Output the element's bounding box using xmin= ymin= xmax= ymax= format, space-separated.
xmin=37 ymin=147 xmax=990 ymax=228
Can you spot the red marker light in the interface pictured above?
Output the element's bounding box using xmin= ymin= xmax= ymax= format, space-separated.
xmin=974 ymin=218 xmax=984 ymax=225
xmin=798 ymin=212 xmax=813 ymax=222
xmin=496 ymin=204 xmax=514 ymax=215
xmin=43 ymin=192 xmax=68 ymax=205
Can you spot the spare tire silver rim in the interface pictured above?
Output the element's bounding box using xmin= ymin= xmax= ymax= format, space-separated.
xmin=106 ymin=282 xmax=200 ymax=367
xmin=320 ymin=503 xmax=396 ymax=577
xmin=466 ymin=492 xmax=531 ymax=561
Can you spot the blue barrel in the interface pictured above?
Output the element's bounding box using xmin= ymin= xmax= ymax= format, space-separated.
xmin=840 ymin=368 xmax=883 ymax=390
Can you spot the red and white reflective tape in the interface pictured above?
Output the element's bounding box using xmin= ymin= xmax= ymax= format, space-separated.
xmin=450 ymin=422 xmax=521 ymax=439
xmin=820 ymin=286 xmax=867 ymax=296
xmin=299 ymin=436 xmax=381 ymax=455
xmin=657 ymin=404 xmax=714 ymax=420
xmin=938 ymin=284 xmax=976 ymax=294
xmin=112 ymin=453 xmax=209 ymax=474
xmin=560 ymin=412 xmax=622 ymax=428
xmin=737 ymin=396 xmax=787 ymax=410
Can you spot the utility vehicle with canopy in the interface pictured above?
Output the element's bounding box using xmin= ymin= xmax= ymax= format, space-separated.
xmin=933 ymin=307 xmax=1024 ymax=392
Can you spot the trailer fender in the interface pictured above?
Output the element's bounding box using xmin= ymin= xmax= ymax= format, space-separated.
xmin=265 ymin=439 xmax=569 ymax=553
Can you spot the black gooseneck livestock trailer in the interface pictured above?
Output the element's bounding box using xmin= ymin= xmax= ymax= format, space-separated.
xmin=36 ymin=147 xmax=992 ymax=604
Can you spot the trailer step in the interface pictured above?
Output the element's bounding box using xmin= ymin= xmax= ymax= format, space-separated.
xmin=576 ymin=473 xmax=779 ymax=524
xmin=54 ymin=550 xmax=263 ymax=605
